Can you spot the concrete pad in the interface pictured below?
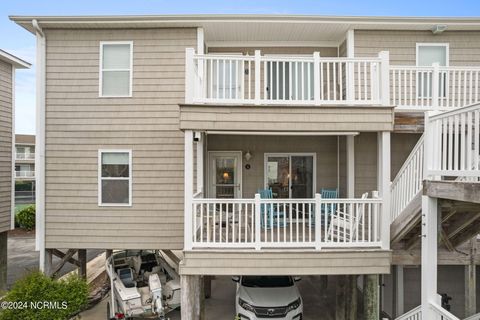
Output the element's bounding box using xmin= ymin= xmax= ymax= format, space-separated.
xmin=80 ymin=275 xmax=339 ymax=320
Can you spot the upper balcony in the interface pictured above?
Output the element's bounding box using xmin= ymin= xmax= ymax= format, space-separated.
xmin=185 ymin=48 xmax=390 ymax=107
xmin=185 ymin=49 xmax=480 ymax=111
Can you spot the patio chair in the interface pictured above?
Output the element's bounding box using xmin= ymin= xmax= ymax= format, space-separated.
xmin=257 ymin=188 xmax=286 ymax=229
xmin=327 ymin=192 xmax=368 ymax=242
xmin=311 ymin=188 xmax=338 ymax=226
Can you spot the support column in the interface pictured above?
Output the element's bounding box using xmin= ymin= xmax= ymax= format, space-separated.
xmin=346 ymin=136 xmax=355 ymax=198
xmin=204 ymin=275 xmax=212 ymax=299
xmin=184 ymin=130 xmax=194 ymax=251
xmin=364 ymin=274 xmax=380 ymax=320
xmin=78 ymin=249 xmax=87 ymax=280
xmin=421 ymin=196 xmax=438 ymax=319
xmin=465 ymin=239 xmax=477 ymax=317
xmin=377 ymin=132 xmax=391 ymax=249
xmin=181 ymin=275 xmax=203 ymax=320
xmin=0 ymin=231 xmax=7 ymax=291
xmin=44 ymin=249 xmax=52 ymax=276
xmin=394 ymin=265 xmax=404 ymax=317
xmin=195 ymin=132 xmax=204 ymax=195
xmin=346 ymin=275 xmax=358 ymax=320
xmin=335 ymin=276 xmax=346 ymax=320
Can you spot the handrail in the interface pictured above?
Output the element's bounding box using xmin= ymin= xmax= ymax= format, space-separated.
xmin=429 ymin=102 xmax=480 ymax=120
xmin=430 ymin=302 xmax=460 ymax=320
xmin=464 ymin=313 xmax=480 ymax=320
xmin=390 ymin=135 xmax=424 ymax=221
xmin=394 ymin=305 xmax=421 ymax=320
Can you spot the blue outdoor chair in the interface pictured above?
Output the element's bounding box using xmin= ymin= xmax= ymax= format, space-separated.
xmin=258 ymin=188 xmax=286 ymax=229
xmin=311 ymin=188 xmax=338 ymax=226
xmin=320 ymin=188 xmax=338 ymax=225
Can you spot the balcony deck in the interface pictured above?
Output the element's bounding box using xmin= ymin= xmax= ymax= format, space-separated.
xmin=185 ymin=49 xmax=480 ymax=111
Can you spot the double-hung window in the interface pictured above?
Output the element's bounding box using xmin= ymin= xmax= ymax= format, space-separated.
xmin=98 ymin=150 xmax=132 ymax=206
xmin=416 ymin=43 xmax=449 ymax=98
xmin=100 ymin=42 xmax=133 ymax=97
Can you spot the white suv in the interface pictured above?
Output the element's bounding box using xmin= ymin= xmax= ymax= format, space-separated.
xmin=233 ymin=276 xmax=303 ymax=320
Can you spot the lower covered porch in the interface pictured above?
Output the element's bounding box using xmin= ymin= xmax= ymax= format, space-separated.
xmin=184 ymin=131 xmax=392 ymax=254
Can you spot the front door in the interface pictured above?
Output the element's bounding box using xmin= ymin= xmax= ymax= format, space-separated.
xmin=265 ymin=154 xmax=315 ymax=198
xmin=208 ymin=151 xmax=242 ymax=198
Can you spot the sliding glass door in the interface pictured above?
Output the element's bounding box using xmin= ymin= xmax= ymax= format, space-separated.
xmin=265 ymin=154 xmax=315 ymax=198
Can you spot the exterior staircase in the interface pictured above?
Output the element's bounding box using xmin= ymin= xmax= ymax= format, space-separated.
xmin=391 ymin=102 xmax=480 ymax=320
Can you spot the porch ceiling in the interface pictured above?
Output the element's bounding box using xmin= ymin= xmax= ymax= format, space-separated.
xmin=179 ymin=104 xmax=394 ymax=132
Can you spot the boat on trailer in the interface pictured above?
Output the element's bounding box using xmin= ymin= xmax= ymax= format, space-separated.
xmin=106 ymin=250 xmax=181 ymax=320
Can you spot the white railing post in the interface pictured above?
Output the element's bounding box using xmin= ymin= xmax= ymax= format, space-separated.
xmin=315 ymin=193 xmax=322 ymax=249
xmin=372 ymin=190 xmax=381 ymax=244
xmin=313 ymin=52 xmax=321 ymax=105
xmin=254 ymin=193 xmax=261 ymax=250
xmin=432 ymin=63 xmax=440 ymax=110
xmin=379 ymin=51 xmax=390 ymax=106
xmin=424 ymin=111 xmax=433 ymax=179
xmin=254 ymin=50 xmax=261 ymax=105
xmin=185 ymin=48 xmax=195 ymax=104
xmin=184 ymin=130 xmax=194 ymax=250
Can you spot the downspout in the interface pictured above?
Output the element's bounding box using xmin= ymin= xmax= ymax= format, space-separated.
xmin=32 ymin=19 xmax=46 ymax=272
xmin=10 ymin=65 xmax=15 ymax=230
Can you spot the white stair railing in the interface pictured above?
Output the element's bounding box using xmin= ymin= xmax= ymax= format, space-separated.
xmin=395 ymin=305 xmax=422 ymax=320
xmin=425 ymin=103 xmax=480 ymax=179
xmin=430 ymin=302 xmax=460 ymax=320
xmin=390 ymin=135 xmax=424 ymax=221
xmin=464 ymin=313 xmax=480 ymax=320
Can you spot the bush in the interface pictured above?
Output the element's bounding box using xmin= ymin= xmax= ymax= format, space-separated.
xmin=0 ymin=271 xmax=88 ymax=320
xmin=16 ymin=205 xmax=35 ymax=230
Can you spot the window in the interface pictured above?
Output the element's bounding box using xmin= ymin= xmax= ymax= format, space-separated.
xmin=416 ymin=43 xmax=449 ymax=98
xmin=98 ymin=150 xmax=132 ymax=206
xmin=100 ymin=42 xmax=133 ymax=97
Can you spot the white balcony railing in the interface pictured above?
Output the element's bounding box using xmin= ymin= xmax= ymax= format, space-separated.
xmin=185 ymin=49 xmax=390 ymax=106
xmin=189 ymin=193 xmax=383 ymax=250
xmin=15 ymin=152 xmax=35 ymax=160
xmin=15 ymin=171 xmax=35 ymax=178
xmin=391 ymin=64 xmax=480 ymax=110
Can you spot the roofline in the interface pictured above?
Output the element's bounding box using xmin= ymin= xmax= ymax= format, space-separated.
xmin=10 ymin=14 xmax=480 ymax=34
xmin=0 ymin=49 xmax=31 ymax=69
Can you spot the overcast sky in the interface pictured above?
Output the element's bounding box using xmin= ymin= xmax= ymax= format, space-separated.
xmin=1 ymin=0 xmax=479 ymax=134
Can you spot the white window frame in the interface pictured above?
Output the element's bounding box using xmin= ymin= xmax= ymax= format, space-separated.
xmin=263 ymin=152 xmax=317 ymax=199
xmin=415 ymin=43 xmax=450 ymax=67
xmin=98 ymin=149 xmax=132 ymax=207
xmin=99 ymin=41 xmax=133 ymax=98
xmin=416 ymin=43 xmax=449 ymax=98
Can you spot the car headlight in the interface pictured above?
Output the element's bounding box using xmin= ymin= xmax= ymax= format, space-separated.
xmin=238 ymin=298 xmax=255 ymax=312
xmin=287 ymin=298 xmax=301 ymax=312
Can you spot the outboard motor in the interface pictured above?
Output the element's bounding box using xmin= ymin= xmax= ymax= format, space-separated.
xmin=441 ymin=293 xmax=452 ymax=311
xmin=149 ymin=274 xmax=165 ymax=319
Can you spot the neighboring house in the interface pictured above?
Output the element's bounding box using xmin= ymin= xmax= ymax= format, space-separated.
xmin=0 ymin=49 xmax=30 ymax=290
xmin=14 ymin=134 xmax=35 ymax=204
xmin=10 ymin=15 xmax=480 ymax=319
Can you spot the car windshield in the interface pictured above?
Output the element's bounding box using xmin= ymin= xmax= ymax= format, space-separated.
xmin=241 ymin=276 xmax=293 ymax=288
